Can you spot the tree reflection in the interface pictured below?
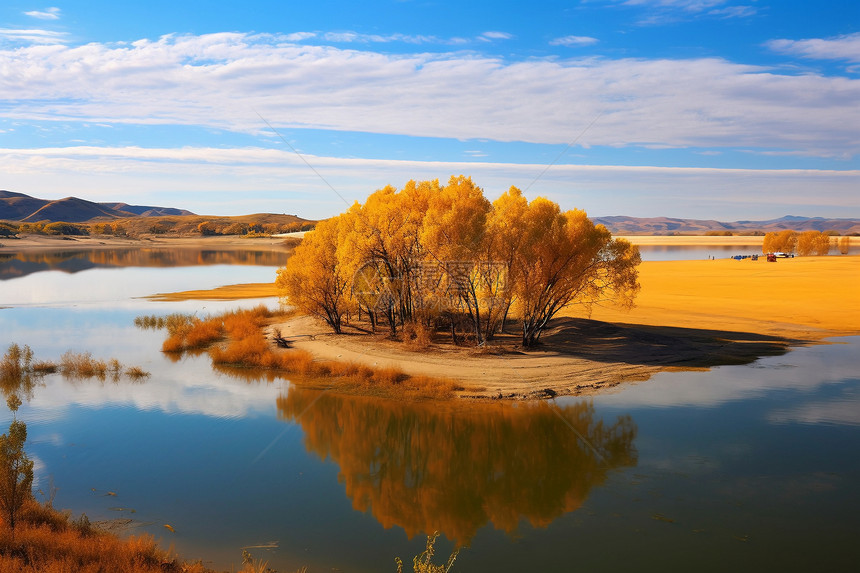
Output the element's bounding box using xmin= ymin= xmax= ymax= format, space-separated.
xmin=278 ymin=389 xmax=637 ymax=545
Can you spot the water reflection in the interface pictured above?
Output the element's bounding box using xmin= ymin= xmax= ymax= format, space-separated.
xmin=278 ymin=389 xmax=637 ymax=545
xmin=0 ymin=248 xmax=290 ymax=280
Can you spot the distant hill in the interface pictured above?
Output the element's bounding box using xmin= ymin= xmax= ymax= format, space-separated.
xmin=3 ymin=190 xmax=858 ymax=235
xmin=99 ymin=202 xmax=195 ymax=217
xmin=0 ymin=191 xmax=195 ymax=223
xmin=593 ymin=215 xmax=860 ymax=235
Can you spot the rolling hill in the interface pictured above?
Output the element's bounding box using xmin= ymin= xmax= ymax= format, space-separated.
xmin=593 ymin=215 xmax=860 ymax=235
xmin=0 ymin=191 xmax=195 ymax=223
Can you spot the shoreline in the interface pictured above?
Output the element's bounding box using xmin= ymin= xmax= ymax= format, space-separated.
xmin=5 ymin=234 xmax=858 ymax=400
xmin=0 ymin=233 xmax=293 ymax=252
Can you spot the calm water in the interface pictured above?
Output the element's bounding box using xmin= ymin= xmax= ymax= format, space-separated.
xmin=1 ymin=248 xmax=858 ymax=572
xmin=636 ymin=242 xmax=859 ymax=260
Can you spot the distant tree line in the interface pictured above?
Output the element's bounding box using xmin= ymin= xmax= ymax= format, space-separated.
xmin=277 ymin=176 xmax=641 ymax=348
xmin=0 ymin=218 xmax=315 ymax=238
xmin=762 ymin=230 xmax=851 ymax=256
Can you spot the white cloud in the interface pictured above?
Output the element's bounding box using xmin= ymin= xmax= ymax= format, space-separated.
xmin=767 ymin=32 xmax=860 ymax=64
xmin=479 ymin=31 xmax=513 ymax=41
xmin=24 ymin=7 xmax=61 ymax=20
xmin=593 ymin=343 xmax=859 ymax=411
xmin=1 ymin=146 xmax=857 ymax=219
xmin=1 ymin=33 xmax=858 ymax=159
xmin=708 ymin=5 xmax=756 ymax=18
xmin=550 ymin=35 xmax=599 ymax=47
xmin=321 ymin=31 xmax=442 ymax=44
xmin=623 ymin=0 xmax=726 ymax=11
xmin=768 ymin=398 xmax=860 ymax=426
xmin=0 ymin=27 xmax=67 ymax=44
xmin=615 ymin=0 xmax=756 ymax=24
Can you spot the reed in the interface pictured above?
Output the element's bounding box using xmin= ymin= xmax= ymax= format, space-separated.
xmin=0 ymin=499 xmax=212 ymax=573
xmin=154 ymin=306 xmax=463 ymax=399
xmin=1 ymin=498 xmax=305 ymax=572
xmin=58 ymin=351 xmax=149 ymax=381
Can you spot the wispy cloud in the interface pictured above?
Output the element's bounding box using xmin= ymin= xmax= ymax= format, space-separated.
xmin=767 ymin=32 xmax=860 ymax=63
xmin=623 ymin=0 xmax=726 ymax=11
xmin=0 ymin=27 xmax=67 ymax=44
xmin=2 ymin=146 xmax=857 ymax=219
xmin=707 ymin=5 xmax=756 ymax=18
xmin=614 ymin=1 xmax=756 ymax=24
xmin=479 ymin=31 xmax=514 ymax=42
xmin=296 ymin=30 xmax=505 ymax=46
xmin=24 ymin=7 xmax=61 ymax=20
xmin=320 ymin=31 xmax=443 ymax=44
xmin=550 ymin=35 xmax=599 ymax=47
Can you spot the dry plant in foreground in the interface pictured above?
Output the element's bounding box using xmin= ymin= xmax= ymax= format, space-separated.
xmin=144 ymin=307 xmax=464 ymax=399
xmin=395 ymin=533 xmax=459 ymax=573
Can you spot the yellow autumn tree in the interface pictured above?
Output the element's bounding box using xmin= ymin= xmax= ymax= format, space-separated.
xmin=276 ymin=176 xmax=641 ymax=348
xmin=344 ymin=181 xmax=436 ymax=334
xmin=762 ymin=230 xmax=798 ymax=254
xmin=796 ymin=230 xmax=832 ymax=256
xmin=484 ymin=186 xmax=531 ymax=337
xmin=510 ymin=201 xmax=640 ymax=347
xmin=420 ymin=176 xmax=492 ymax=344
xmin=276 ymin=215 xmax=351 ymax=333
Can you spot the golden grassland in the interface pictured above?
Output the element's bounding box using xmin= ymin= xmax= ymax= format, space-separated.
xmin=146 ymin=282 xmax=278 ymax=302
xmin=570 ymin=256 xmax=860 ymax=339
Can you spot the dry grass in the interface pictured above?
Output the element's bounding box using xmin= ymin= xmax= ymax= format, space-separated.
xmin=0 ymin=499 xmax=214 ymax=573
xmin=59 ymin=351 xmax=107 ymax=379
xmin=1 ymin=499 xmax=308 ymax=572
xmin=124 ymin=366 xmax=151 ymax=380
xmin=156 ymin=306 xmax=273 ymax=354
xmin=154 ymin=307 xmax=465 ymax=399
xmin=57 ymin=351 xmax=149 ymax=381
xmin=402 ymin=322 xmax=434 ymax=351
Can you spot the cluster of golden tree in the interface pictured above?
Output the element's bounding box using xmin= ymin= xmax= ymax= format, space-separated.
xmin=762 ymin=229 xmax=852 ymax=256
xmin=277 ymin=176 xmax=641 ymax=347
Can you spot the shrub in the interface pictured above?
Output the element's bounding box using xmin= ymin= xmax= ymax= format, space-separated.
xmin=43 ymin=222 xmax=89 ymax=236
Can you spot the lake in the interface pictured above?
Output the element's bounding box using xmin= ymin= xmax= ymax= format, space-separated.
xmin=1 ymin=246 xmax=858 ymax=572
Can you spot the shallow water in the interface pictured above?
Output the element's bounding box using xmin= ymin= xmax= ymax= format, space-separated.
xmin=1 ymin=249 xmax=858 ymax=572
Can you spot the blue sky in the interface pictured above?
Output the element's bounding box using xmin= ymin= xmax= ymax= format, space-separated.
xmin=1 ymin=1 xmax=858 ymax=220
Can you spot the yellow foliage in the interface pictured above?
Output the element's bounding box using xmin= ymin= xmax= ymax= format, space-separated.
xmin=276 ymin=176 xmax=640 ymax=347
xmin=796 ymin=230 xmax=832 ymax=256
